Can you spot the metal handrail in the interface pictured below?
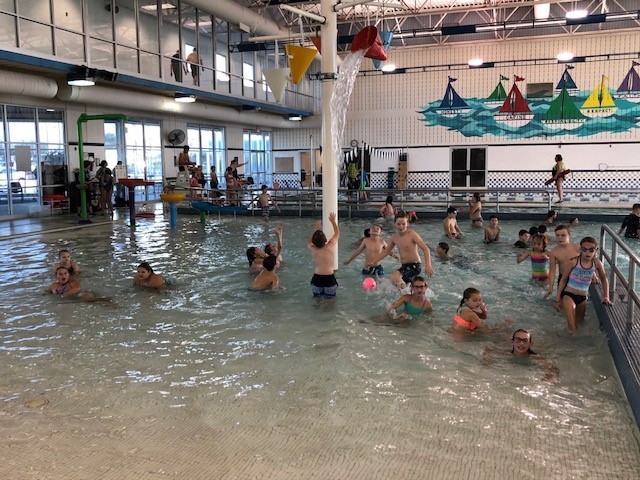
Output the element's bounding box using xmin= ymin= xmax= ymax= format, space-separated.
xmin=184 ymin=185 xmax=638 ymax=217
xmin=599 ymin=225 xmax=640 ymax=323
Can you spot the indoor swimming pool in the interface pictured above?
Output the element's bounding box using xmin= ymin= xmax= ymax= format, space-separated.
xmin=1 ymin=215 xmax=639 ymax=479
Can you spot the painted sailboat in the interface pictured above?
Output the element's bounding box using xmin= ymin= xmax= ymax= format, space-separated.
xmin=554 ymin=66 xmax=579 ymax=96
xmin=485 ymin=75 xmax=509 ymax=105
xmin=542 ymin=86 xmax=587 ymax=130
xmin=435 ymin=77 xmax=470 ymax=116
xmin=580 ymin=75 xmax=617 ymax=117
xmin=494 ymin=76 xmax=534 ymax=127
xmin=614 ymin=61 xmax=640 ymax=103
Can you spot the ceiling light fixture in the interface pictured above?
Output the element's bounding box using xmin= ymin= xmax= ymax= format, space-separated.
xmin=566 ymin=9 xmax=589 ymax=20
xmin=288 ymin=114 xmax=302 ymax=121
xmin=557 ymin=51 xmax=574 ymax=62
xmin=67 ymin=68 xmax=95 ymax=86
xmin=381 ymin=63 xmax=396 ymax=72
xmin=174 ymin=93 xmax=196 ymax=103
xmin=468 ymin=58 xmax=483 ymax=67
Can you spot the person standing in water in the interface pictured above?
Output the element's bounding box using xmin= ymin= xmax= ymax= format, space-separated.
xmin=308 ymin=213 xmax=340 ymax=299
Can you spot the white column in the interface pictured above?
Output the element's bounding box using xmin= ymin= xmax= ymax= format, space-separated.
xmin=321 ymin=0 xmax=339 ymax=270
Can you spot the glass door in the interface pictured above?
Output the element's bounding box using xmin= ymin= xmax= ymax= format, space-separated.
xmin=451 ymin=147 xmax=487 ymax=188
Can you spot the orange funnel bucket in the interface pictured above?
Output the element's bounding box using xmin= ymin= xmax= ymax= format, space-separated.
xmin=286 ymin=45 xmax=317 ymax=84
xmin=351 ymin=26 xmax=387 ymax=61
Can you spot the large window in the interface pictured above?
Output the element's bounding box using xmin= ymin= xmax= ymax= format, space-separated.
xmin=243 ymin=131 xmax=271 ymax=186
xmin=0 ymin=106 xmax=66 ymax=217
xmin=105 ymin=118 xmax=162 ymax=200
xmin=187 ymin=124 xmax=225 ymax=186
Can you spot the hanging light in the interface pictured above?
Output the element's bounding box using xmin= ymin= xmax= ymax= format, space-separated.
xmin=381 ymin=62 xmax=396 ymax=72
xmin=468 ymin=58 xmax=484 ymax=67
xmin=67 ymin=67 xmax=95 ymax=86
xmin=174 ymin=93 xmax=196 ymax=103
xmin=557 ymin=51 xmax=574 ymax=62
xmin=566 ymin=10 xmax=588 ymax=20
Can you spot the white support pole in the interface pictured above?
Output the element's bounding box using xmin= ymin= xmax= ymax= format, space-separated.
xmin=321 ymin=0 xmax=339 ymax=270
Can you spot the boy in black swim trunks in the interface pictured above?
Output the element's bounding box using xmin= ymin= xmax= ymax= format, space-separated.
xmin=367 ymin=211 xmax=434 ymax=290
xmin=308 ymin=212 xmax=340 ymax=299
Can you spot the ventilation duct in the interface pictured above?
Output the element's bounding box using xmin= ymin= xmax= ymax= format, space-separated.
xmin=56 ymin=83 xmax=318 ymax=129
xmin=0 ymin=69 xmax=58 ymax=98
xmin=187 ymin=0 xmax=287 ymax=37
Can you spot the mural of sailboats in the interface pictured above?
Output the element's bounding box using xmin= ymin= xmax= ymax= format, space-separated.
xmin=615 ymin=61 xmax=640 ymax=103
xmin=542 ymin=86 xmax=587 ymax=130
xmin=436 ymin=77 xmax=470 ymax=117
xmin=494 ymin=76 xmax=534 ymax=127
xmin=581 ymin=75 xmax=617 ymax=117
xmin=554 ymin=66 xmax=579 ymax=96
xmin=485 ymin=75 xmax=509 ymax=105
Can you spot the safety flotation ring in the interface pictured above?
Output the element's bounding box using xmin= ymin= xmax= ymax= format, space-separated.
xmin=544 ymin=169 xmax=571 ymax=186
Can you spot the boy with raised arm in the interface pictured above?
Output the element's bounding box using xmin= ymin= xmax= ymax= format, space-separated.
xmin=367 ymin=211 xmax=434 ymax=289
xmin=343 ymin=224 xmax=397 ymax=275
xmin=308 ymin=212 xmax=340 ymax=299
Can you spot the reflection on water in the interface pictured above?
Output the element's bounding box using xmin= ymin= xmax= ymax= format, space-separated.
xmin=0 ymin=217 xmax=639 ymax=478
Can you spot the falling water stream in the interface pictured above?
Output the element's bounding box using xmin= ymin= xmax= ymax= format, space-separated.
xmin=330 ymin=50 xmax=366 ymax=169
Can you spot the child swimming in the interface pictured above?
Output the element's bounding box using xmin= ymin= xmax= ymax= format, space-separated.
xmin=49 ymin=266 xmax=95 ymax=301
xmin=516 ymin=234 xmax=550 ymax=284
xmin=450 ymin=287 xmax=512 ymax=333
xmin=252 ymin=255 xmax=279 ymax=291
xmin=133 ymin=262 xmax=167 ymax=289
xmin=54 ymin=249 xmax=80 ymax=275
xmin=387 ymin=276 xmax=432 ymax=319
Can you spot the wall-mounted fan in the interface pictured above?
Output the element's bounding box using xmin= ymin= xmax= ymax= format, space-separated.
xmin=167 ymin=129 xmax=186 ymax=145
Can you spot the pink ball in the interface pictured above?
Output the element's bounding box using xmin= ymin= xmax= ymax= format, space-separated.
xmin=362 ymin=277 xmax=377 ymax=291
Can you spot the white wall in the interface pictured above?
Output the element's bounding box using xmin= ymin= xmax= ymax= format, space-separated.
xmin=274 ymin=31 xmax=640 ymax=175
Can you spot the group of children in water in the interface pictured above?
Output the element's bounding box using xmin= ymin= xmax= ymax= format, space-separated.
xmin=49 ymin=250 xmax=168 ymax=302
xmin=49 ymin=194 xmax=623 ymax=380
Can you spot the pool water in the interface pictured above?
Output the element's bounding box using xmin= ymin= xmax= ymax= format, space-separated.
xmin=1 ymin=215 xmax=639 ymax=479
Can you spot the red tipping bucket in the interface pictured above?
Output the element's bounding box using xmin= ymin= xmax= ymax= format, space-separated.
xmin=351 ymin=26 xmax=387 ymax=61
xmin=311 ymin=36 xmax=322 ymax=54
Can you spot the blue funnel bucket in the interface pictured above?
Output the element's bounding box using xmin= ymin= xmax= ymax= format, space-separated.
xmin=373 ymin=31 xmax=393 ymax=69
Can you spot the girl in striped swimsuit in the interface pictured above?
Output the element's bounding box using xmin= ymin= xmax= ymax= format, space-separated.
xmin=517 ymin=234 xmax=550 ymax=285
xmin=555 ymin=236 xmax=612 ymax=332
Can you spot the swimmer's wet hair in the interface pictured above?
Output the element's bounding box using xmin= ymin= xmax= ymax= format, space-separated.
xmin=447 ymin=206 xmax=457 ymax=215
xmin=518 ymin=230 xmax=528 ymax=236
xmin=311 ymin=230 xmax=327 ymax=248
xmin=246 ymin=247 xmax=257 ymax=266
xmin=580 ymin=236 xmax=597 ymax=246
xmin=528 ymin=226 xmax=539 ymax=236
xmin=554 ymin=224 xmax=569 ymax=233
xmin=437 ymin=242 xmax=449 ymax=253
xmin=411 ymin=276 xmax=426 ymax=286
xmin=547 ymin=210 xmax=556 ymax=218
xmin=459 ymin=287 xmax=480 ymax=307
xmin=538 ymin=225 xmax=547 ymax=234
xmin=58 ymin=249 xmax=70 ymax=256
xmin=395 ymin=211 xmax=408 ymax=219
xmin=532 ymin=234 xmax=547 ymax=251
xmin=138 ymin=262 xmax=153 ymax=273
xmin=56 ymin=266 xmax=70 ymax=273
xmin=263 ymin=255 xmax=277 ymax=271
xmin=363 ymin=228 xmax=370 ymax=238
xmin=385 ymin=195 xmax=394 ymax=204
xmin=264 ymin=243 xmax=275 ymax=256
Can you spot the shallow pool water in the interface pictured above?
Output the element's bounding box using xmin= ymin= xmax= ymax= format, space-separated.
xmin=1 ymin=214 xmax=639 ymax=479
